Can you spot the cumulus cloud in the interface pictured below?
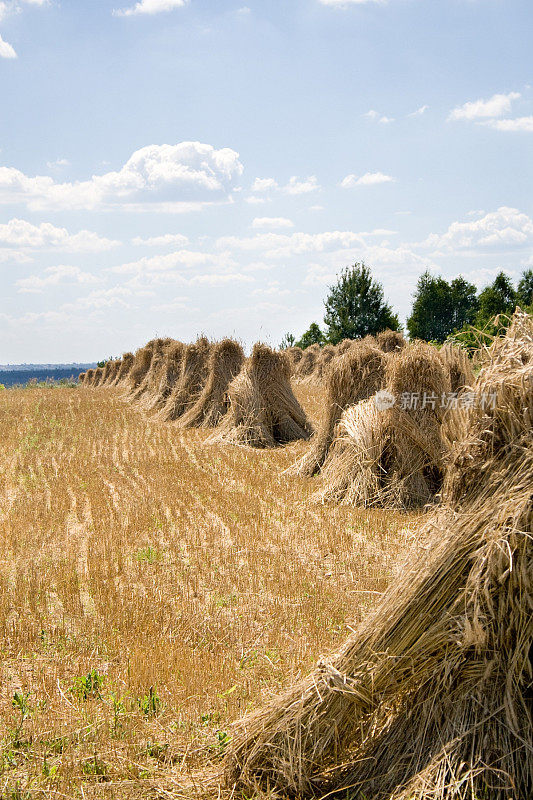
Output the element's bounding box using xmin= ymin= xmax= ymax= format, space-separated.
xmin=16 ymin=265 xmax=102 ymax=293
xmin=422 ymin=207 xmax=533 ymax=252
xmin=340 ymin=172 xmax=396 ymax=187
xmin=0 ymin=142 xmax=243 ymax=211
xmin=283 ymin=175 xmax=320 ymax=195
xmin=252 ymin=217 xmax=294 ymax=230
xmin=408 ymin=105 xmax=429 ymax=117
xmin=319 ymin=0 xmax=384 ymax=6
xmin=449 ymin=91 xmax=521 ymax=121
xmin=484 ymin=116 xmax=533 ymax=133
xmin=0 ymin=218 xmax=120 ymax=251
xmin=131 ymin=233 xmax=189 ymax=247
xmin=363 ymin=109 xmax=393 ymax=123
xmin=0 ymin=33 xmax=16 ymax=58
xmin=251 ymin=177 xmax=278 ymax=192
xmin=113 ymin=0 xmax=187 ymax=18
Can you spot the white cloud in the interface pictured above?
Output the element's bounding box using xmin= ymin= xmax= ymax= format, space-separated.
xmin=0 ymin=218 xmax=120 ymax=251
xmin=251 ymin=177 xmax=278 ymax=192
xmin=422 ymin=207 xmax=533 ymax=253
xmin=378 ymin=116 xmax=394 ymax=124
xmin=408 ymin=105 xmax=429 ymax=117
xmin=110 ymin=248 xmax=238 ymax=275
xmin=283 ymin=175 xmax=320 ymax=195
xmin=0 ymin=141 xmax=243 ymax=211
xmin=113 ymin=0 xmax=187 ymax=18
xmin=340 ymin=171 xmax=396 ymax=187
xmin=449 ymin=91 xmax=520 ymax=121
xmin=484 ymin=116 xmax=533 ymax=133
xmin=319 ymin=0 xmax=384 ymax=6
xmin=0 ymin=33 xmax=16 ymax=58
xmin=364 ymin=109 xmax=393 ymax=123
xmin=216 ymin=230 xmax=367 ymax=258
xmin=252 ymin=217 xmax=294 ymax=230
xmin=46 ymin=158 xmax=70 ymax=169
xmin=131 ymin=233 xmax=189 ymax=247
xmin=16 ymin=265 xmax=102 ymax=293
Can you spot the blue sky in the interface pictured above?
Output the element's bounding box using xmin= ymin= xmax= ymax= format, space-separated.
xmin=1 ymin=0 xmax=532 ymax=362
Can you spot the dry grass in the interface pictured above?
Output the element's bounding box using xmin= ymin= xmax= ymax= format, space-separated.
xmin=0 ymin=380 xmax=418 ymax=798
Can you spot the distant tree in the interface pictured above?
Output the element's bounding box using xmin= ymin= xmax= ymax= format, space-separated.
xmin=517 ymin=269 xmax=533 ymax=308
xmin=449 ymin=276 xmax=479 ymax=331
xmin=407 ymin=271 xmax=478 ymax=343
xmin=279 ymin=333 xmax=296 ymax=349
xmin=323 ymin=263 xmax=400 ymax=344
xmin=295 ymin=322 xmax=325 ymax=349
xmin=475 ymin=271 xmax=517 ymax=326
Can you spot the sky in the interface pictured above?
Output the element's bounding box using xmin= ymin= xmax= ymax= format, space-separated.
xmin=0 ymin=0 xmax=532 ymax=363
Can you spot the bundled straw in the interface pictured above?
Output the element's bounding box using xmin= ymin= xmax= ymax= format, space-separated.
xmin=92 ymin=366 xmax=104 ymax=387
xmin=225 ymin=311 xmax=533 ymax=800
xmin=318 ymin=340 xmax=449 ymax=508
xmin=439 ymin=342 xmax=475 ymax=393
xmin=313 ymin=343 xmax=337 ymax=381
xmin=78 ymin=371 xmax=86 ymax=384
xmin=284 ymin=346 xmax=304 ymax=375
xmin=112 ymin=353 xmax=134 ymax=387
xmin=295 ymin=343 xmax=321 ymax=381
xmin=289 ymin=340 xmax=387 ymax=477
xmin=178 ymin=338 xmax=245 ymax=428
xmin=145 ymin=341 xmax=186 ymax=414
xmin=129 ymin=338 xmax=172 ymax=404
xmin=208 ymin=344 xmax=312 ymax=447
xmin=376 ymin=328 xmax=406 ymax=353
xmin=84 ymin=368 xmax=95 ymax=385
xmin=125 ymin=342 xmax=156 ymax=397
xmin=158 ymin=337 xmax=211 ymax=422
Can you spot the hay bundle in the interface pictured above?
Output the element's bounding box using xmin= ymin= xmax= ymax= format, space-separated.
xmin=289 ymin=340 xmax=387 ymax=477
xmin=439 ymin=342 xmax=475 ymax=393
xmin=130 ymin=338 xmax=173 ymax=404
xmin=145 ymin=341 xmax=186 ymax=414
xmin=336 ymin=338 xmax=355 ymax=355
xmin=177 ymin=338 xmax=245 ymax=428
xmin=125 ymin=342 xmax=155 ymax=396
xmin=91 ymin=366 xmax=104 ymax=387
xmin=101 ymin=359 xmax=120 ymax=386
xmin=284 ymin=346 xmax=304 ymax=375
xmin=295 ymin=343 xmax=321 ymax=380
xmin=208 ymin=344 xmax=312 ymax=447
xmin=112 ymin=353 xmax=134 ymax=387
xmin=78 ymin=371 xmax=86 ymax=384
xmin=319 ymin=340 xmax=449 ymax=507
xmin=225 ymin=313 xmax=533 ymax=799
xmin=84 ymin=368 xmax=95 ymax=385
xmin=377 ymin=328 xmax=406 ymax=353
xmin=158 ymin=337 xmax=211 ymax=422
xmin=313 ymin=343 xmax=337 ymax=381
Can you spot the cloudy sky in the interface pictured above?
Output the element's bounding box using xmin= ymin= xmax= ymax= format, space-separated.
xmin=1 ymin=0 xmax=531 ymax=362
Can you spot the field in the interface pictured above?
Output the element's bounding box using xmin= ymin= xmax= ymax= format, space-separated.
xmin=0 ymin=383 xmax=420 ymax=799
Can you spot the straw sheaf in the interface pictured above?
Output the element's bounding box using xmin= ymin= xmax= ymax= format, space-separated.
xmin=129 ymin=338 xmax=172 ymax=404
xmin=91 ymin=366 xmax=104 ymax=387
xmin=145 ymin=341 xmax=186 ymax=414
xmin=158 ymin=337 xmax=211 ymax=423
xmin=295 ymin=343 xmax=321 ymax=380
xmin=224 ymin=311 xmax=533 ymax=799
xmin=78 ymin=371 xmax=87 ymax=384
xmin=208 ymin=344 xmax=312 ymax=448
xmin=289 ymin=341 xmax=387 ymax=477
xmin=125 ymin=343 xmax=156 ymax=395
xmin=377 ymin=328 xmax=406 ymax=353
xmin=112 ymin=352 xmax=134 ymax=386
xmin=84 ymin=368 xmax=95 ymax=385
xmin=439 ymin=342 xmax=475 ymax=394
xmin=177 ymin=338 xmax=245 ymax=428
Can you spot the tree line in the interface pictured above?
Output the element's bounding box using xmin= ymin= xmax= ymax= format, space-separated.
xmin=282 ymin=263 xmax=533 ymax=349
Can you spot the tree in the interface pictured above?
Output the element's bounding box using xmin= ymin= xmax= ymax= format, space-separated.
xmin=407 ymin=272 xmax=478 ymax=343
xmin=295 ymin=322 xmax=325 ymax=349
xmin=517 ymin=269 xmax=533 ymax=308
xmin=475 ymin=271 xmax=517 ymax=326
xmin=279 ymin=333 xmax=296 ymax=349
xmin=323 ymin=263 xmax=400 ymax=344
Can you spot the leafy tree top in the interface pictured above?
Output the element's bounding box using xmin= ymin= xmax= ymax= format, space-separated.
xmin=323 ymin=263 xmax=400 ymax=344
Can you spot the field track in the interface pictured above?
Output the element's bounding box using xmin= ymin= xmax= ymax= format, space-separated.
xmin=0 ymin=384 xmax=419 ymax=798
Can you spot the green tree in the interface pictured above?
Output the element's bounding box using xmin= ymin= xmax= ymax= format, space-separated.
xmin=407 ymin=272 xmax=478 ymax=343
xmin=475 ymin=271 xmax=517 ymax=326
xmin=517 ymin=269 xmax=533 ymax=308
xmin=295 ymin=322 xmax=325 ymax=349
xmin=323 ymin=263 xmax=400 ymax=344
xmin=279 ymin=332 xmax=296 ymax=349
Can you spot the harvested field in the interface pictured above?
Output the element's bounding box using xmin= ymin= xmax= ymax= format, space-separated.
xmin=0 ymin=380 xmax=418 ymax=798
